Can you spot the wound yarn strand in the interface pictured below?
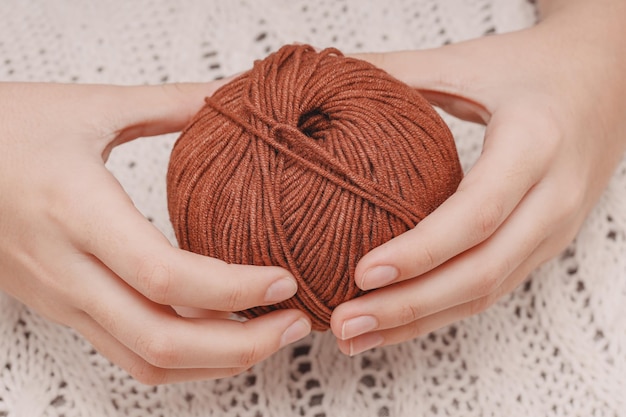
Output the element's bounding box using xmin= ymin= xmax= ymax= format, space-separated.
xmin=167 ymin=44 xmax=463 ymax=330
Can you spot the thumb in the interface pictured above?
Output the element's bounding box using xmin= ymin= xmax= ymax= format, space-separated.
xmin=104 ymin=78 xmax=234 ymax=150
xmin=350 ymin=43 xmax=495 ymax=124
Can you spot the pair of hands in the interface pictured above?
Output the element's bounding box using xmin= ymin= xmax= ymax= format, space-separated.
xmin=2 ymin=0 xmax=625 ymax=384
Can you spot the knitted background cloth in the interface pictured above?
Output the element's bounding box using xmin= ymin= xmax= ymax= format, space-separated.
xmin=2 ymin=1 xmax=626 ymax=416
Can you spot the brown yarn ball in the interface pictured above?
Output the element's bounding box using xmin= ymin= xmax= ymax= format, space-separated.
xmin=167 ymin=44 xmax=463 ymax=330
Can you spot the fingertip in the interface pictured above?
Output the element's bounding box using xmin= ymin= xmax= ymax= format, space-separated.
xmin=263 ymin=276 xmax=298 ymax=304
xmin=336 ymin=338 xmax=351 ymax=356
xmin=247 ymin=308 xmax=312 ymax=347
xmin=355 ymin=224 xmax=438 ymax=289
xmin=330 ymin=311 xmax=344 ymax=340
xmin=355 ymin=243 xmax=390 ymax=287
xmin=329 ymin=300 xmax=361 ymax=339
xmin=279 ymin=316 xmax=312 ymax=348
xmin=358 ymin=265 xmax=400 ymax=291
xmin=356 ymin=249 xmax=401 ymax=290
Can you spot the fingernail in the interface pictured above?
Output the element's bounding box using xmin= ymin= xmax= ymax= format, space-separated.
xmin=280 ymin=318 xmax=311 ymax=348
xmin=341 ymin=315 xmax=378 ymax=340
xmin=349 ymin=333 xmax=384 ymax=356
xmin=360 ymin=265 xmax=399 ymax=290
xmin=264 ymin=277 xmax=298 ymax=303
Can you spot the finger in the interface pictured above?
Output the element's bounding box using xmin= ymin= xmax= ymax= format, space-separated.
xmin=172 ymin=306 xmax=231 ymax=319
xmin=68 ymin=170 xmax=298 ymax=311
xmin=73 ymin=313 xmax=249 ymax=385
xmin=351 ymin=49 xmax=492 ymax=123
xmin=349 ymin=33 xmax=523 ymax=123
xmin=335 ymin=177 xmax=559 ymax=339
xmin=109 ymin=79 xmax=235 ymax=139
xmin=337 ymin=252 xmax=539 ymax=356
xmin=350 ymin=48 xmax=472 ymax=92
xmin=112 ymin=80 xmax=227 ymax=133
xmin=354 ymin=111 xmax=557 ymax=290
xmin=74 ymin=79 xmax=234 ymax=159
xmin=7 ymin=81 xmax=229 ymax=156
xmin=77 ymin=255 xmax=311 ymax=369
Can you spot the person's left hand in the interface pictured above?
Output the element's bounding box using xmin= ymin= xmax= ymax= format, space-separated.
xmin=330 ymin=1 xmax=626 ymax=355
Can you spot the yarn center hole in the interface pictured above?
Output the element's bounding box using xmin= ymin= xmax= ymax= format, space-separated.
xmin=297 ymin=108 xmax=331 ymax=140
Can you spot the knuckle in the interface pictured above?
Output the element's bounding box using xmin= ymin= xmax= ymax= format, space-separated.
xmin=413 ymin=239 xmax=437 ymax=273
xmin=127 ymin=360 xmax=167 ymax=386
xmin=473 ymin=199 xmax=505 ymax=241
xmin=236 ymin=342 xmax=263 ymax=368
xmin=136 ymin=331 xmax=180 ymax=369
xmin=223 ymin=275 xmax=247 ymax=311
xmin=136 ymin=256 xmax=173 ymax=304
xmin=398 ymin=303 xmax=422 ymax=326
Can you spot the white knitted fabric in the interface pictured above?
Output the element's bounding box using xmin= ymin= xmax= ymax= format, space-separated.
xmin=2 ymin=1 xmax=625 ymax=416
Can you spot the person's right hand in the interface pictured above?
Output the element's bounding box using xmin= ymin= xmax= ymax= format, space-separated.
xmin=0 ymin=82 xmax=312 ymax=384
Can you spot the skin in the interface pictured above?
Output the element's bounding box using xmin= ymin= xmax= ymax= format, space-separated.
xmin=331 ymin=0 xmax=626 ymax=355
xmin=0 ymin=82 xmax=312 ymax=384
xmin=2 ymin=0 xmax=624 ymax=383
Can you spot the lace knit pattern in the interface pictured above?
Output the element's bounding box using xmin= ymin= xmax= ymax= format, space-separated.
xmin=2 ymin=1 xmax=625 ymax=416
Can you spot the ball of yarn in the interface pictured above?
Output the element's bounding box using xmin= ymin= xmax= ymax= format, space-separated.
xmin=166 ymin=44 xmax=463 ymax=330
